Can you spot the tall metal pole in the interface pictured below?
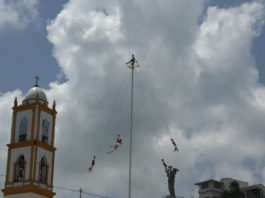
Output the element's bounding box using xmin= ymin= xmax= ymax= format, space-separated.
xmin=127 ymin=54 xmax=138 ymax=198
xmin=129 ymin=63 xmax=134 ymax=198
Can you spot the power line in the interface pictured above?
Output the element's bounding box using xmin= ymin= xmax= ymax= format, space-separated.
xmin=50 ymin=185 xmax=109 ymax=198
xmin=82 ymin=190 xmax=108 ymax=198
xmin=54 ymin=185 xmax=79 ymax=192
xmin=0 ymin=174 xmax=108 ymax=198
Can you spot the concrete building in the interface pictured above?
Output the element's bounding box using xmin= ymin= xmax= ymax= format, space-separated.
xmin=195 ymin=178 xmax=265 ymax=198
xmin=241 ymin=184 xmax=265 ymax=198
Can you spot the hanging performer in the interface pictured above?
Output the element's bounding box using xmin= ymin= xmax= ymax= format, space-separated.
xmin=170 ymin=138 xmax=178 ymax=152
xmin=161 ymin=159 xmax=168 ymax=173
xmin=88 ymin=156 xmax=96 ymax=173
xmin=107 ymin=134 xmax=122 ymax=154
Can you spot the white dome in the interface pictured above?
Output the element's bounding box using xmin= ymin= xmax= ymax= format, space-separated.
xmin=24 ymin=86 xmax=47 ymax=101
xmin=22 ymin=86 xmax=49 ymax=106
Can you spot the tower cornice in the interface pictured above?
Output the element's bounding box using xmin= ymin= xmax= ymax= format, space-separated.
xmin=7 ymin=141 xmax=56 ymax=152
xmin=2 ymin=184 xmax=56 ymax=197
xmin=13 ymin=100 xmax=57 ymax=116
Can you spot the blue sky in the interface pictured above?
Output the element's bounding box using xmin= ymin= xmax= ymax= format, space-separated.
xmin=1 ymin=0 xmax=265 ymax=198
xmin=0 ymin=0 xmax=265 ymax=93
xmin=0 ymin=0 xmax=68 ymax=93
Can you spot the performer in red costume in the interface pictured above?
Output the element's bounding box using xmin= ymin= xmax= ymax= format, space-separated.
xmin=88 ymin=156 xmax=96 ymax=173
xmin=170 ymin=138 xmax=178 ymax=152
xmin=161 ymin=159 xmax=168 ymax=173
xmin=107 ymin=134 xmax=122 ymax=154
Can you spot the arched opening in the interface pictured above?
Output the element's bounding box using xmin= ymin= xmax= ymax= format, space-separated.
xmin=42 ymin=119 xmax=49 ymax=144
xmin=15 ymin=155 xmax=25 ymax=182
xmin=39 ymin=157 xmax=48 ymax=184
xmin=19 ymin=117 xmax=28 ymax=142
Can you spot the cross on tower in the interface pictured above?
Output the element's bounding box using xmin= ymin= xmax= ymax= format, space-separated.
xmin=35 ymin=75 xmax=40 ymax=87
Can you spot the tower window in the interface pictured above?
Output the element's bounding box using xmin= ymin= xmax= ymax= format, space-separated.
xmin=39 ymin=157 xmax=48 ymax=184
xmin=42 ymin=119 xmax=49 ymax=144
xmin=19 ymin=117 xmax=28 ymax=142
xmin=15 ymin=155 xmax=25 ymax=182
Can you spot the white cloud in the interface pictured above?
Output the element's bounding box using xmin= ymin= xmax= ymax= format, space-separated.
xmin=0 ymin=0 xmax=265 ymax=198
xmin=44 ymin=1 xmax=265 ymax=197
xmin=0 ymin=0 xmax=39 ymax=31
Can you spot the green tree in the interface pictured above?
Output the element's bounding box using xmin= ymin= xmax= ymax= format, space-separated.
xmin=221 ymin=181 xmax=244 ymax=198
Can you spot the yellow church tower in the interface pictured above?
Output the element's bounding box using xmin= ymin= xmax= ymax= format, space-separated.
xmin=2 ymin=77 xmax=57 ymax=198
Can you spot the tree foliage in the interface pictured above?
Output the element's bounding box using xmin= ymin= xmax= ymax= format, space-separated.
xmin=221 ymin=181 xmax=244 ymax=198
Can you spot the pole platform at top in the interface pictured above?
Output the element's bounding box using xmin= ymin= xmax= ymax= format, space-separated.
xmin=126 ymin=54 xmax=140 ymax=70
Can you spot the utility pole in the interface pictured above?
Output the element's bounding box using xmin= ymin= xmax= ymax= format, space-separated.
xmin=126 ymin=54 xmax=140 ymax=198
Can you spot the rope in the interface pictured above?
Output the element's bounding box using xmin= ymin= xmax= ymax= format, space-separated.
xmin=135 ymin=71 xmax=174 ymax=138
xmin=87 ymin=66 xmax=127 ymax=158
xmin=101 ymin=65 xmax=128 ymax=145
xmin=111 ymin=67 xmax=128 ymax=132
xmin=135 ymin=70 xmax=163 ymax=158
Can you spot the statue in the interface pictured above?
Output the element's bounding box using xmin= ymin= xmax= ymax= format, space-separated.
xmin=166 ymin=165 xmax=179 ymax=197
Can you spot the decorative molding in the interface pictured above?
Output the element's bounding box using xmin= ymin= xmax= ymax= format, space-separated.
xmin=51 ymin=114 xmax=56 ymax=147
xmin=2 ymin=184 xmax=56 ymax=197
xmin=33 ymin=106 xmax=41 ymax=181
xmin=29 ymin=106 xmax=36 ymax=180
xmin=7 ymin=141 xmax=56 ymax=152
xmin=5 ymin=148 xmax=11 ymax=184
xmin=11 ymin=107 xmax=18 ymax=143
xmin=51 ymin=153 xmax=55 ymax=187
xmin=36 ymin=141 xmax=56 ymax=152
xmin=7 ymin=141 xmax=32 ymax=148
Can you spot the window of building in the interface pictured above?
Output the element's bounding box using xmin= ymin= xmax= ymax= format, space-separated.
xmin=39 ymin=157 xmax=48 ymax=184
xmin=214 ymin=182 xmax=222 ymax=189
xmin=19 ymin=117 xmax=28 ymax=142
xmin=202 ymin=182 xmax=209 ymax=189
xmin=15 ymin=155 xmax=25 ymax=182
xmin=251 ymin=188 xmax=259 ymax=196
xmin=42 ymin=119 xmax=49 ymax=144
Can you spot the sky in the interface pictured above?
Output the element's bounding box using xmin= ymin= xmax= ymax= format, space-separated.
xmin=0 ymin=0 xmax=265 ymax=198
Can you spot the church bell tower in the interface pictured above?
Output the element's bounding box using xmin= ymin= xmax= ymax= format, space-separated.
xmin=2 ymin=77 xmax=57 ymax=198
